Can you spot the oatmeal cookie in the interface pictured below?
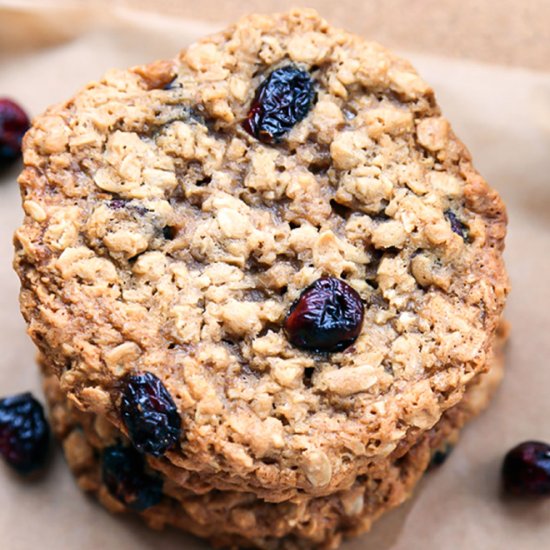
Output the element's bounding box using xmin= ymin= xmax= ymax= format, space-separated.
xmin=15 ymin=9 xmax=508 ymax=499
xmin=42 ymin=329 xmax=505 ymax=549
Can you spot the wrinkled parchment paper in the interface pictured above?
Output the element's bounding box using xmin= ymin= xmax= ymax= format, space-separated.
xmin=1 ymin=3 xmax=550 ymax=549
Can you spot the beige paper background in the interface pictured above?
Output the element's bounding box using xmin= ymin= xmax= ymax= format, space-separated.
xmin=1 ymin=2 xmax=550 ymax=549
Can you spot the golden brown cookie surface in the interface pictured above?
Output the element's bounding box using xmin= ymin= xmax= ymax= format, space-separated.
xmin=15 ymin=9 xmax=508 ymax=498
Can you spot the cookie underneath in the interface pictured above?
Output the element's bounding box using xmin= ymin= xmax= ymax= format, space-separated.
xmin=42 ymin=326 xmax=505 ymax=549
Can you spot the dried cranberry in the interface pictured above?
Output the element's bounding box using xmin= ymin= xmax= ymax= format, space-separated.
xmin=502 ymin=441 xmax=550 ymax=497
xmin=120 ymin=372 xmax=181 ymax=456
xmin=445 ymin=210 xmax=469 ymax=241
xmin=102 ymin=444 xmax=162 ymax=511
xmin=243 ymin=65 xmax=316 ymax=143
xmin=0 ymin=98 xmax=30 ymax=171
xmin=0 ymin=392 xmax=49 ymax=474
xmin=284 ymin=277 xmax=364 ymax=353
xmin=162 ymin=226 xmax=176 ymax=240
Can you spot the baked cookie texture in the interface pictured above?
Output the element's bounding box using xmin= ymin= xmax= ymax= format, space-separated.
xmin=14 ymin=6 xmax=509 ymax=541
xmin=42 ymin=328 xmax=505 ymax=549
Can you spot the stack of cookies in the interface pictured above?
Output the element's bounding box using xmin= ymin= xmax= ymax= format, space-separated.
xmin=14 ymin=10 xmax=509 ymax=549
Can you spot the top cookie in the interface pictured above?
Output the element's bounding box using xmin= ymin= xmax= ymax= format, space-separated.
xmin=14 ymin=9 xmax=508 ymax=498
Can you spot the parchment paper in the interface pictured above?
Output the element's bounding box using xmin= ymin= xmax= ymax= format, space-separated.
xmin=1 ymin=3 xmax=549 ymax=549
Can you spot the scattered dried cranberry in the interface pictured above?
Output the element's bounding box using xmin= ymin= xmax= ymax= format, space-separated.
xmin=243 ymin=65 xmax=316 ymax=143
xmin=284 ymin=277 xmax=364 ymax=353
xmin=162 ymin=226 xmax=176 ymax=240
xmin=102 ymin=444 xmax=162 ymax=511
xmin=120 ymin=372 xmax=181 ymax=457
xmin=0 ymin=98 xmax=30 ymax=171
xmin=502 ymin=441 xmax=550 ymax=497
xmin=445 ymin=210 xmax=469 ymax=241
xmin=0 ymin=392 xmax=49 ymax=474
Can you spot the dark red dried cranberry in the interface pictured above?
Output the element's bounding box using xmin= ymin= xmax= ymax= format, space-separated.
xmin=120 ymin=372 xmax=181 ymax=456
xmin=502 ymin=441 xmax=550 ymax=497
xmin=284 ymin=277 xmax=364 ymax=353
xmin=243 ymin=65 xmax=316 ymax=143
xmin=162 ymin=226 xmax=176 ymax=240
xmin=445 ymin=210 xmax=469 ymax=241
xmin=102 ymin=444 xmax=162 ymax=511
xmin=0 ymin=98 xmax=30 ymax=171
xmin=0 ymin=392 xmax=49 ymax=474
